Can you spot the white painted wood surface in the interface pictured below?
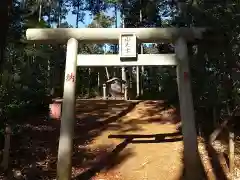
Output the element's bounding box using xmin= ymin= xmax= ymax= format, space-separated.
xmin=56 ymin=38 xmax=78 ymax=180
xmin=175 ymin=37 xmax=201 ymax=180
xmin=26 ymin=27 xmax=206 ymax=43
xmin=77 ymin=54 xmax=177 ymax=66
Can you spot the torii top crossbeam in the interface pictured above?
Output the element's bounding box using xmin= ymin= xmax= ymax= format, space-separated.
xmin=26 ymin=28 xmax=206 ymax=44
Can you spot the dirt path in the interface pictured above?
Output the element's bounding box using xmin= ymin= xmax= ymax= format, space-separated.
xmin=7 ymin=100 xmax=227 ymax=180
xmin=73 ymin=100 xmax=183 ymax=180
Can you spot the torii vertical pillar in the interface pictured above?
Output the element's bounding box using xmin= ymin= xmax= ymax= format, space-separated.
xmin=175 ymin=37 xmax=201 ymax=180
xmin=57 ymin=38 xmax=78 ymax=180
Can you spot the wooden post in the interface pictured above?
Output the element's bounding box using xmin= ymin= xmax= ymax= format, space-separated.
xmin=56 ymin=38 xmax=78 ymax=180
xmin=229 ymin=126 xmax=234 ymax=179
xmin=103 ymin=83 xmax=107 ymax=100
xmin=121 ymin=67 xmax=126 ymax=92
xmin=1 ymin=125 xmax=11 ymax=171
xmin=141 ymin=66 xmax=144 ymax=95
xmin=124 ymin=85 xmax=128 ymax=100
xmin=129 ymin=68 xmax=133 ymax=88
xmin=97 ymin=72 xmax=100 ymax=87
xmin=136 ymin=66 xmax=140 ymax=97
xmin=175 ymin=37 xmax=201 ymax=180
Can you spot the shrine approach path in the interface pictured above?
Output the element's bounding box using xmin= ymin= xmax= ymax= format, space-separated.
xmin=71 ymin=100 xmax=184 ymax=180
xmin=10 ymin=100 xmax=213 ymax=180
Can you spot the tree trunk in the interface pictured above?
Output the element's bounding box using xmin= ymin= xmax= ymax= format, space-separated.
xmin=38 ymin=4 xmax=42 ymax=22
xmin=76 ymin=1 xmax=80 ymax=28
xmin=121 ymin=0 xmax=126 ymax=92
xmin=139 ymin=0 xmax=144 ymax=95
xmin=1 ymin=125 xmax=11 ymax=171
xmin=58 ymin=0 xmax=62 ymax=27
xmin=0 ymin=0 xmax=11 ymax=72
xmin=105 ymin=67 xmax=110 ymax=80
xmin=114 ymin=3 xmax=118 ymax=53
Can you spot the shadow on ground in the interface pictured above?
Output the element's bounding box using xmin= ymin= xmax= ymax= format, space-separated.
xmin=7 ymin=100 xmax=138 ymax=179
xmin=3 ymin=100 xmax=232 ymax=180
xmin=73 ymin=132 xmax=183 ymax=179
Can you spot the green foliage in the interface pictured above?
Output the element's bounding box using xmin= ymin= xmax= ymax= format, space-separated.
xmin=1 ymin=0 xmax=240 ymax=135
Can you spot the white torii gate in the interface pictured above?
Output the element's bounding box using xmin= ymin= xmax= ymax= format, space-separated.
xmin=26 ymin=28 xmax=206 ymax=180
